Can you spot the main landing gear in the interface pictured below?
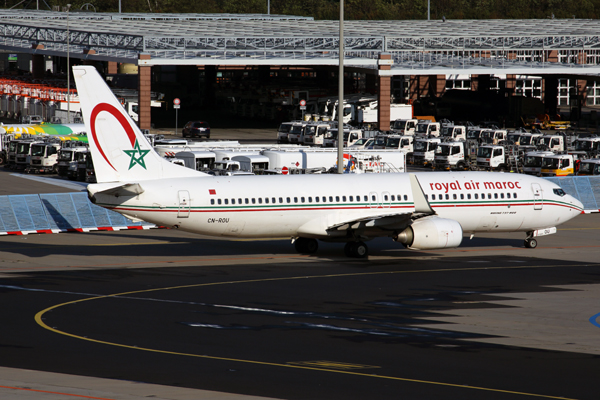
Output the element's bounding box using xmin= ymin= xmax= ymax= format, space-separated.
xmin=294 ymin=237 xmax=319 ymax=254
xmin=344 ymin=241 xmax=368 ymax=258
xmin=292 ymin=238 xmax=369 ymax=258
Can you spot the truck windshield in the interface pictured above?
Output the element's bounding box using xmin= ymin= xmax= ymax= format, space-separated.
xmin=477 ymin=147 xmax=493 ymax=158
xmin=58 ymin=151 xmax=72 ymax=161
xmin=579 ymin=162 xmax=592 ymax=174
xmin=439 ymin=145 xmax=452 ymax=156
xmin=524 ymin=155 xmax=543 ymax=167
xmin=467 ymin=130 xmax=480 ymax=139
xmin=416 ymin=124 xmax=428 ymax=134
xmin=31 ymin=145 xmax=45 ymax=157
xmin=519 ymin=136 xmax=534 ymax=146
xmin=392 ymin=120 xmax=407 ymax=130
xmin=289 ymin=125 xmax=303 ymax=134
xmin=542 ymin=158 xmax=560 ymax=169
xmin=385 ymin=138 xmax=400 ymax=148
xmin=278 ymin=123 xmax=292 ymax=133
xmin=575 ymin=140 xmax=592 ymax=151
xmin=441 ymin=127 xmax=453 ymax=137
xmin=16 ymin=143 xmax=31 ymax=154
xmin=414 ymin=141 xmax=427 ymax=152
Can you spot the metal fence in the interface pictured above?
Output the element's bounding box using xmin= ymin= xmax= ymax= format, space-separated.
xmin=545 ymin=176 xmax=600 ymax=213
xmin=0 ymin=192 xmax=153 ymax=235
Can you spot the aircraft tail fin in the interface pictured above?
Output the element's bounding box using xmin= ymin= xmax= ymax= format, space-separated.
xmin=73 ymin=65 xmax=203 ymax=183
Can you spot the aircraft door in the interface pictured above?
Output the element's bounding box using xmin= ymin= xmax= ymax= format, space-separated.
xmin=178 ymin=190 xmax=190 ymax=218
xmin=531 ymin=183 xmax=543 ymax=210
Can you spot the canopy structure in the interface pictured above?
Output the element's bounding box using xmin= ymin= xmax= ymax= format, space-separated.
xmin=1 ymin=10 xmax=600 ymax=75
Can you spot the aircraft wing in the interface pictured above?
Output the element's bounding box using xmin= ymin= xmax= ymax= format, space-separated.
xmin=298 ymin=173 xmax=436 ymax=238
xmin=89 ymin=182 xmax=145 ymax=198
xmin=326 ymin=212 xmax=414 ymax=235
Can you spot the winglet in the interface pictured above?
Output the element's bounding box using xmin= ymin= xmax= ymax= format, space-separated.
xmin=409 ymin=173 xmax=435 ymax=214
xmin=73 ymin=65 xmax=204 ymax=183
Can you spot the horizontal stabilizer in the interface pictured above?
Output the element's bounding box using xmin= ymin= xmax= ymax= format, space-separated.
xmin=92 ymin=183 xmax=144 ymax=198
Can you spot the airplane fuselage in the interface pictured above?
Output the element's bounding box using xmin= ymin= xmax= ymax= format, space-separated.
xmin=90 ymin=171 xmax=582 ymax=240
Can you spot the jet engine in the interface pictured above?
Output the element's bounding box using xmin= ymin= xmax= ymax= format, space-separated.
xmin=394 ymin=217 xmax=463 ymax=250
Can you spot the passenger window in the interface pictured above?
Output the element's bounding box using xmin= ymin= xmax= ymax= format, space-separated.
xmin=371 ymin=195 xmax=376 ymax=201
xmin=335 ymin=196 xmax=339 ymax=202
xmin=272 ymin=197 xmax=276 ymax=203
xmin=342 ymin=196 xmax=346 ymax=202
xmin=404 ymin=195 xmax=408 ymax=201
xmin=238 ymin=198 xmax=242 ymax=204
xmin=265 ymin=198 xmax=269 ymax=204
xmin=258 ymin=198 xmax=263 ymax=204
xmin=315 ymin=197 xmax=319 ymax=202
xmin=322 ymin=196 xmax=326 ymax=202
xmin=329 ymin=196 xmax=333 ymax=202
xmin=349 ymin=196 xmax=354 ymax=202
xmin=364 ymin=195 xmax=368 ymax=201
xmin=218 ymin=199 xmax=222 ymax=205
xmin=514 ymin=193 xmax=517 ymax=198
xmin=507 ymin=193 xmax=511 ymax=199
xmin=460 ymin=194 xmax=464 ymax=199
xmin=211 ymin=199 xmax=215 ymax=205
xmin=467 ymin=194 xmax=471 ymax=199
xmin=390 ymin=195 xmax=395 ymax=201
xmin=425 ymin=195 xmax=428 ymax=200
xmin=445 ymin=194 xmax=449 ymax=200
xmin=494 ymin=193 xmax=498 ymax=199
xmin=308 ymin=197 xmax=313 ymax=203
xmin=488 ymin=194 xmax=492 ymax=199
xmin=294 ymin=197 xmax=298 ymax=203
xmin=252 ymin=198 xmax=256 ymax=204
xmin=279 ymin=197 xmax=283 ymax=203
xmin=500 ymin=193 xmax=504 ymax=199
xmin=287 ymin=197 xmax=291 ymax=203
xmin=231 ymin=199 xmax=235 ymax=204
xmin=453 ymin=194 xmax=457 ymax=200
xmin=301 ymin=197 xmax=305 ymax=203
xmin=224 ymin=199 xmax=228 ymax=205
xmin=245 ymin=198 xmax=249 ymax=204
xmin=432 ymin=194 xmax=436 ymax=200
xmin=384 ymin=195 xmax=388 ymax=201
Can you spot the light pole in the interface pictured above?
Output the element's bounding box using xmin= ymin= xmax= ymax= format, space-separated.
xmin=66 ymin=3 xmax=71 ymax=124
xmin=337 ymin=0 xmax=344 ymax=173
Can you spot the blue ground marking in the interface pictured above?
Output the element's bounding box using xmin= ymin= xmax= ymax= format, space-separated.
xmin=589 ymin=312 xmax=600 ymax=329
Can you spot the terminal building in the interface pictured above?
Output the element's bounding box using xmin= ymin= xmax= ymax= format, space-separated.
xmin=1 ymin=9 xmax=600 ymax=129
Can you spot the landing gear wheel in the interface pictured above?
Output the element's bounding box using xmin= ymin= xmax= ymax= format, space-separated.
xmin=343 ymin=241 xmax=369 ymax=258
xmin=294 ymin=238 xmax=318 ymax=254
xmin=524 ymin=238 xmax=537 ymax=249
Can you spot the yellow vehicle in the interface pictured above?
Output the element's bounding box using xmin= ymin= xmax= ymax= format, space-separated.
xmin=540 ymin=154 xmax=575 ymax=177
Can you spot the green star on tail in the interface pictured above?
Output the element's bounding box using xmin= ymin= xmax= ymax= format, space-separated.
xmin=123 ymin=139 xmax=151 ymax=170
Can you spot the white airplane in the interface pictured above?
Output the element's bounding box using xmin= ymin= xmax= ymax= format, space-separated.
xmin=73 ymin=66 xmax=584 ymax=258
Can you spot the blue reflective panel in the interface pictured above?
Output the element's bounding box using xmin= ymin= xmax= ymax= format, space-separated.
xmin=25 ymin=194 xmax=50 ymax=230
xmin=9 ymin=195 xmax=36 ymax=231
xmin=0 ymin=196 xmax=19 ymax=231
xmin=72 ymin=193 xmax=97 ymax=228
xmin=40 ymin=194 xmax=79 ymax=230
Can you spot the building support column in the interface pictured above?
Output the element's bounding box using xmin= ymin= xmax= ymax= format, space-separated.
xmin=107 ymin=61 xmax=118 ymax=75
xmin=377 ymin=53 xmax=392 ymax=131
xmin=138 ymin=54 xmax=152 ymax=130
xmin=31 ymin=44 xmax=45 ymax=79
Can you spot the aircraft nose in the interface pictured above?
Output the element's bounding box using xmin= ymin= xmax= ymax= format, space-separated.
xmin=569 ymin=195 xmax=584 ymax=214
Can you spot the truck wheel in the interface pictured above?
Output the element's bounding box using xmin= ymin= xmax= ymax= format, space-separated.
xmin=456 ymin=161 xmax=465 ymax=170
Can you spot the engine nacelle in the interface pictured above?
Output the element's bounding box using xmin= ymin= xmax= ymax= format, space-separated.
xmin=394 ymin=217 xmax=463 ymax=250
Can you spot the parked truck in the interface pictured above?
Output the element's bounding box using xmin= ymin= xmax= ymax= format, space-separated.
xmin=440 ymin=125 xmax=467 ymax=142
xmin=476 ymin=144 xmax=522 ymax=172
xmin=57 ymin=146 xmax=89 ymax=179
xmin=433 ymin=140 xmax=478 ymax=170
xmin=522 ymin=151 xmax=554 ymax=176
xmin=577 ymin=159 xmax=600 ymax=176
xmin=174 ymin=151 xmax=216 ymax=172
xmin=412 ymin=137 xmax=441 ymax=166
xmin=539 ymin=154 xmax=577 ymax=177
xmin=27 ymin=142 xmax=60 ymax=174
xmin=414 ymin=121 xmax=440 ymax=137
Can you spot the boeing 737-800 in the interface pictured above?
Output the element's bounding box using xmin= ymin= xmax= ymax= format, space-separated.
xmin=73 ymin=66 xmax=584 ymax=258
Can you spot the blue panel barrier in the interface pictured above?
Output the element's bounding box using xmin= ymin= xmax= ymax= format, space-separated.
xmin=0 ymin=192 xmax=155 ymax=235
xmin=544 ymin=176 xmax=600 ymax=213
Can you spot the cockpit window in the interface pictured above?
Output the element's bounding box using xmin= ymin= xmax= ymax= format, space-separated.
xmin=553 ymin=188 xmax=566 ymax=197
